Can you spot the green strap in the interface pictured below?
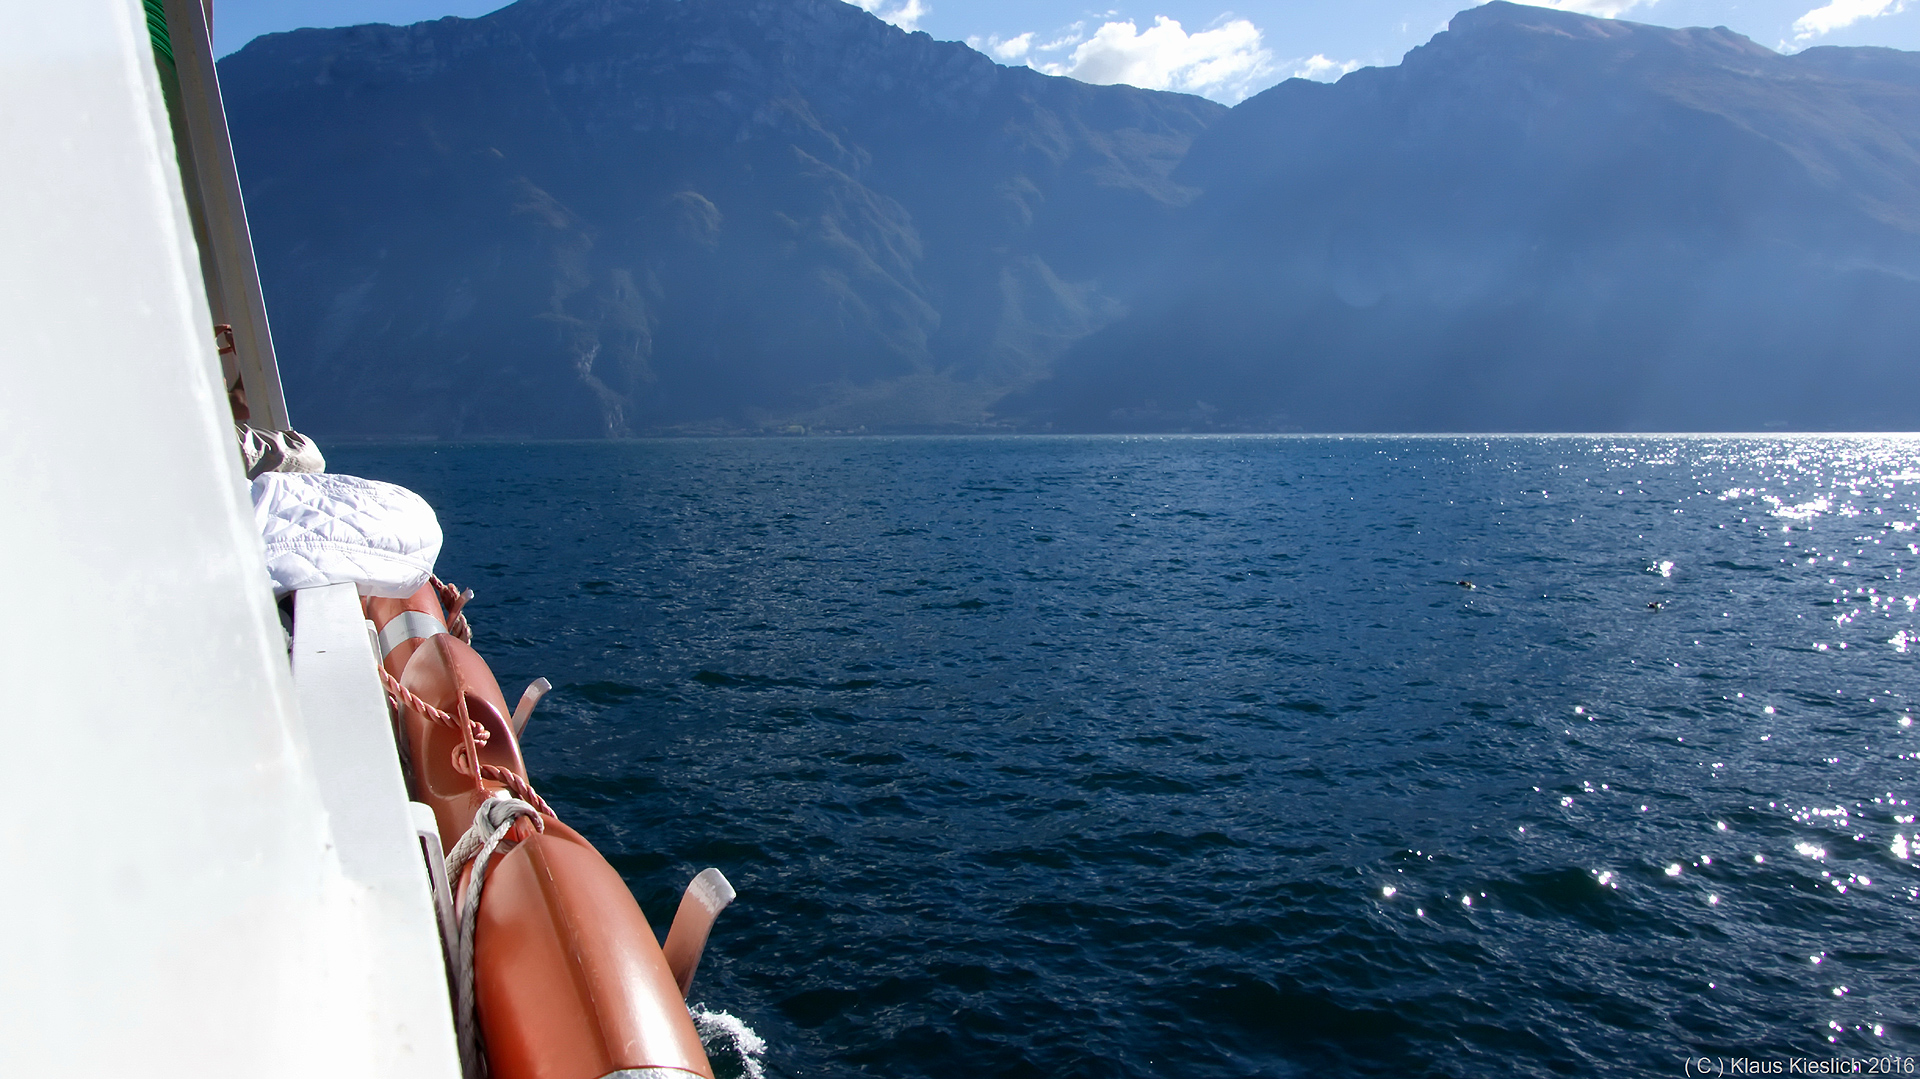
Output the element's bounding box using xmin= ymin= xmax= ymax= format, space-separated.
xmin=145 ymin=0 xmax=174 ymax=68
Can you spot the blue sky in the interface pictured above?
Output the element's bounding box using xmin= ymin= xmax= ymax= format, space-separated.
xmin=214 ymin=0 xmax=1920 ymax=102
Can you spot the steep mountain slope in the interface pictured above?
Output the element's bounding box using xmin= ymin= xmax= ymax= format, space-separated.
xmin=1011 ymin=2 xmax=1920 ymax=431
xmin=222 ymin=0 xmax=1222 ymax=437
xmin=227 ymin=1 xmax=1920 ymax=436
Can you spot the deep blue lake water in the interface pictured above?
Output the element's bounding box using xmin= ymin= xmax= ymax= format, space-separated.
xmin=332 ymin=436 xmax=1920 ymax=1078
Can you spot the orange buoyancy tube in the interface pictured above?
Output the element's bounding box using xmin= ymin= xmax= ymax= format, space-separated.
xmin=367 ymin=584 xmax=714 ymax=1079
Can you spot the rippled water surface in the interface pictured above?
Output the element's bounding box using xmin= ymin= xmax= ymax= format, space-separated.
xmin=333 ymin=436 xmax=1920 ymax=1077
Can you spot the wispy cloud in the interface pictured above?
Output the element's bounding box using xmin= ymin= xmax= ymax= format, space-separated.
xmin=851 ymin=0 xmax=928 ymax=33
xmin=1033 ymin=28 xmax=1087 ymax=55
xmin=1500 ymin=0 xmax=1660 ymax=16
xmin=1791 ymin=0 xmax=1910 ymax=42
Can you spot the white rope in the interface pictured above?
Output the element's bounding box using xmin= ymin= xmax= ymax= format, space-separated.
xmin=445 ymin=792 xmax=544 ymax=1079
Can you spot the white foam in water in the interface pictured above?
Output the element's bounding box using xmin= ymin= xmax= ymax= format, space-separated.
xmin=693 ymin=1007 xmax=769 ymax=1079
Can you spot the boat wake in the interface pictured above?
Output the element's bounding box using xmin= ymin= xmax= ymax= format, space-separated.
xmin=692 ymin=1006 xmax=769 ymax=1079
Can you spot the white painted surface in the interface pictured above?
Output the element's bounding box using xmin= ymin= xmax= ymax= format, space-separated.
xmin=162 ymin=0 xmax=291 ymax=431
xmin=0 ymin=2 xmax=459 ymax=1076
xmin=294 ymin=583 xmax=462 ymax=1076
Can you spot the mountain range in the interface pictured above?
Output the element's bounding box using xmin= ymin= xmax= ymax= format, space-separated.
xmin=220 ymin=0 xmax=1920 ymax=436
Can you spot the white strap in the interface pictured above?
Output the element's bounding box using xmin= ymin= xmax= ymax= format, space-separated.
xmin=377 ymin=609 xmax=447 ymax=659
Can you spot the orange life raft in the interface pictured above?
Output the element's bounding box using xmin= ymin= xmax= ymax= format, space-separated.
xmin=367 ymin=582 xmax=726 ymax=1079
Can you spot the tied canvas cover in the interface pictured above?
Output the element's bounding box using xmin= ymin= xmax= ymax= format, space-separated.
xmin=251 ymin=472 xmax=443 ymax=598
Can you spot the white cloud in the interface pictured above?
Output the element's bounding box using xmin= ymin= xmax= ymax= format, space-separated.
xmin=851 ymin=0 xmax=928 ymax=33
xmin=966 ymin=31 xmax=1034 ymax=61
xmin=965 ymin=13 xmax=1360 ymax=102
xmin=1029 ymin=16 xmax=1278 ymax=104
xmin=1792 ymin=0 xmax=1909 ymax=42
xmin=1289 ymin=54 xmax=1362 ymax=81
xmin=1498 ymin=0 xmax=1660 ymax=16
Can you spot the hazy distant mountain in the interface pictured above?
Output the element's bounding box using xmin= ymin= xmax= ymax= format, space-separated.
xmin=221 ymin=0 xmax=1221 ymax=437
xmin=1009 ymin=3 xmax=1920 ymax=432
xmin=225 ymin=0 xmax=1920 ymax=436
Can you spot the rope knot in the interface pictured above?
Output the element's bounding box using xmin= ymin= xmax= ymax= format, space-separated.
xmin=475 ymin=791 xmax=545 ymax=836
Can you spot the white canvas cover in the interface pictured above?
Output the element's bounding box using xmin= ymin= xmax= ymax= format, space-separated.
xmin=253 ymin=472 xmax=443 ymax=598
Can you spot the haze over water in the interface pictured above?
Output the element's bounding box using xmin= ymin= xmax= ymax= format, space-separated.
xmin=337 ymin=435 xmax=1920 ymax=1077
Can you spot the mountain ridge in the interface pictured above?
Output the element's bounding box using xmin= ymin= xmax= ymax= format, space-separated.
xmin=224 ymin=0 xmax=1222 ymax=436
xmin=222 ymin=0 xmax=1920 ymax=436
xmin=1008 ymin=2 xmax=1920 ymax=432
